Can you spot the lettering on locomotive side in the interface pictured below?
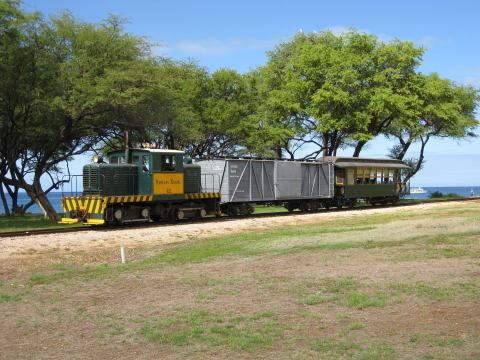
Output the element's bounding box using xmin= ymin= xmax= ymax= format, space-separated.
xmin=153 ymin=173 xmax=184 ymax=195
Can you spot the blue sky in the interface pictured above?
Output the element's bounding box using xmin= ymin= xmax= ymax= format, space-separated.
xmin=23 ymin=0 xmax=480 ymax=186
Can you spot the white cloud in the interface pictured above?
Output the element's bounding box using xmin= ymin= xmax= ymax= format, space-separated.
xmin=159 ymin=37 xmax=274 ymax=56
xmin=153 ymin=27 xmax=450 ymax=59
xmin=322 ymin=26 xmax=448 ymax=49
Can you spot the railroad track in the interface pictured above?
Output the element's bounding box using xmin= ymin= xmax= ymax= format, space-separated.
xmin=1 ymin=196 xmax=479 ymax=238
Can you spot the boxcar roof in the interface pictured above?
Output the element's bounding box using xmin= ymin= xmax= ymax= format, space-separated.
xmin=320 ymin=156 xmax=410 ymax=169
xmin=108 ymin=148 xmax=184 ymax=155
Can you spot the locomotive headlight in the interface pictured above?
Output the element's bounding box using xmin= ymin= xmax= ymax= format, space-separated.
xmin=92 ymin=155 xmax=104 ymax=163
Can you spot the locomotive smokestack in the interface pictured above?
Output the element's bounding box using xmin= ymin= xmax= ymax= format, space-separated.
xmin=124 ymin=130 xmax=130 ymax=164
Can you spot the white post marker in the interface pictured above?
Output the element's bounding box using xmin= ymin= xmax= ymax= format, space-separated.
xmin=120 ymin=244 xmax=126 ymax=264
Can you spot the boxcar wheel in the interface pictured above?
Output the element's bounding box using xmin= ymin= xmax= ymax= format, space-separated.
xmin=286 ymin=203 xmax=295 ymax=213
xmin=227 ymin=206 xmax=240 ymax=217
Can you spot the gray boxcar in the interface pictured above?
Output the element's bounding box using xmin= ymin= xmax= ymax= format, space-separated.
xmin=195 ymin=159 xmax=334 ymax=204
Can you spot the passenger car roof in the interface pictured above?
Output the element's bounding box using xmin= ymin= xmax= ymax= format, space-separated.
xmin=319 ymin=156 xmax=410 ymax=169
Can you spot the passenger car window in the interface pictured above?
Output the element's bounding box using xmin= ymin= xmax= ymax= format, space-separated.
xmin=335 ymin=171 xmax=345 ymax=185
xmin=347 ymin=169 xmax=354 ymax=185
xmin=363 ymin=169 xmax=370 ymax=184
xmin=388 ymin=170 xmax=394 ymax=183
xmin=377 ymin=169 xmax=383 ymax=183
xmin=356 ymin=169 xmax=363 ymax=184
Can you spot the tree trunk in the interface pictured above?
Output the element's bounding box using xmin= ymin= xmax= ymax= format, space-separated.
xmin=168 ymin=134 xmax=175 ymax=149
xmin=396 ymin=140 xmax=412 ymax=161
xmin=24 ymin=183 xmax=59 ymax=221
xmin=274 ymin=144 xmax=282 ymax=159
xmin=0 ymin=182 xmax=11 ymax=216
xmin=4 ymin=180 xmax=18 ymax=214
xmin=404 ymin=135 xmax=429 ymax=183
xmin=323 ymin=135 xmax=329 ymax=157
xmin=352 ymin=140 xmax=366 ymax=157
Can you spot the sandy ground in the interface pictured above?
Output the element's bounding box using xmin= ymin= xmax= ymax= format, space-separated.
xmin=1 ymin=200 xmax=475 ymax=261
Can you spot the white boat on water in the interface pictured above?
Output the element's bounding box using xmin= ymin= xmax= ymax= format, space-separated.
xmin=410 ymin=187 xmax=428 ymax=194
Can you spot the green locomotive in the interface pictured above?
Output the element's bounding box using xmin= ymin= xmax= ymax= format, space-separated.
xmin=60 ymin=148 xmax=220 ymax=225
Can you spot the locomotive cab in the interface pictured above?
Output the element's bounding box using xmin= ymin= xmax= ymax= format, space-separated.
xmin=105 ymin=149 xmax=185 ymax=196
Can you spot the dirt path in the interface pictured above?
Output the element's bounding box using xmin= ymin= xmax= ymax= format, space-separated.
xmin=1 ymin=201 xmax=475 ymax=261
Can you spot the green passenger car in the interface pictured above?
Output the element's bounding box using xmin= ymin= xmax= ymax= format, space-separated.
xmin=325 ymin=157 xmax=410 ymax=206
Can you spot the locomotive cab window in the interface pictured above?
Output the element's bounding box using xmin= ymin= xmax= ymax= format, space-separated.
xmin=161 ymin=155 xmax=176 ymax=171
xmin=142 ymin=155 xmax=150 ymax=172
xmin=110 ymin=155 xmax=125 ymax=164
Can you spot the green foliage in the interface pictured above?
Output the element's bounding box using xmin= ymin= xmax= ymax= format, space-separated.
xmin=430 ymin=191 xmax=444 ymax=198
xmin=430 ymin=191 xmax=462 ymax=199
xmin=259 ymin=29 xmax=426 ymax=157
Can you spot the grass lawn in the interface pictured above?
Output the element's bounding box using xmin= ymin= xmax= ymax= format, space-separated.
xmin=0 ymin=214 xmax=81 ymax=232
xmin=1 ymin=201 xmax=479 ymax=359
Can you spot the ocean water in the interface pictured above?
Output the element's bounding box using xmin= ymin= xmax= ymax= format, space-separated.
xmin=405 ymin=186 xmax=480 ymax=200
xmin=0 ymin=187 xmax=479 ymax=215
xmin=0 ymin=191 xmax=67 ymax=215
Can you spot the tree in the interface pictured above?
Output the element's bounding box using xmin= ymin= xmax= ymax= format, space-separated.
xmin=0 ymin=3 xmax=160 ymax=219
xmin=259 ymin=30 xmax=425 ymax=158
xmin=388 ymin=73 xmax=478 ymax=181
xmin=131 ymin=64 xmax=273 ymax=159
xmin=99 ymin=59 xmax=208 ymax=154
xmin=187 ymin=68 xmax=259 ymax=157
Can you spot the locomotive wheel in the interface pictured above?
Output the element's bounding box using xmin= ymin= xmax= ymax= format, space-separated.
xmin=167 ymin=208 xmax=177 ymax=221
xmin=150 ymin=215 xmax=162 ymax=222
xmin=177 ymin=210 xmax=185 ymax=220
